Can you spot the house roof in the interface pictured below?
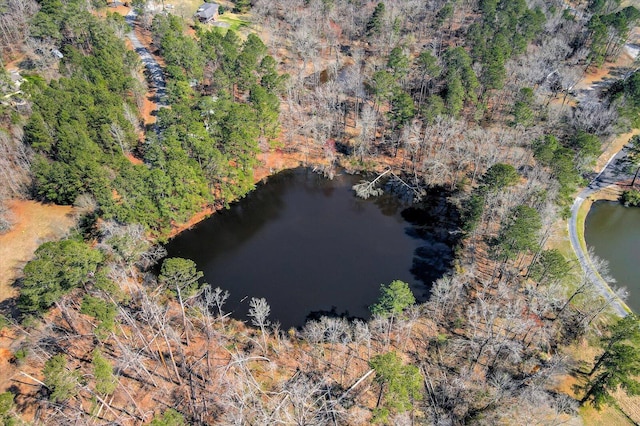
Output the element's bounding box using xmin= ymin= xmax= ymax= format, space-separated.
xmin=195 ymin=2 xmax=218 ymax=19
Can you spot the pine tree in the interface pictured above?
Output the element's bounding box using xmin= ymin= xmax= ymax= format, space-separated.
xmin=366 ymin=2 xmax=386 ymax=36
xmin=369 ymin=351 xmax=422 ymax=423
xmin=581 ymin=315 xmax=640 ymax=409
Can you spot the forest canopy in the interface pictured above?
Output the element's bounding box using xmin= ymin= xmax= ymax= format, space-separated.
xmin=0 ymin=0 xmax=638 ymax=424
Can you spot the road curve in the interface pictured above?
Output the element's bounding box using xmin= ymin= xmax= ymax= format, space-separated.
xmin=566 ymin=37 xmax=640 ymax=318
xmin=568 ymin=145 xmax=633 ymax=318
xmin=125 ymin=9 xmax=167 ymax=110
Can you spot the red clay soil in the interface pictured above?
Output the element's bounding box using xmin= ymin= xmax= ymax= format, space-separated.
xmin=133 ymin=21 xmax=167 ymax=68
xmin=140 ymin=92 xmax=158 ymax=126
xmin=114 ymin=8 xmax=160 ymax=145
xmin=0 ymin=328 xmax=41 ymax=422
xmin=167 ymin=205 xmax=217 ymax=238
xmin=0 ymin=201 xmax=76 ymax=300
xmin=124 ymin=29 xmax=158 ymax=128
xmin=166 ymin=148 xmax=312 ymax=238
xmin=101 ymin=4 xmax=335 ymax=238
xmin=166 ymin=135 xmax=417 ymax=238
xmin=125 ymin=152 xmax=144 ymax=165
xmin=575 ymin=28 xmax=640 ymax=92
xmin=3 ymin=53 xmax=26 ymax=71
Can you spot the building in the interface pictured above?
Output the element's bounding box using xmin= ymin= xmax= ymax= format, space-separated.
xmin=9 ymin=71 xmax=24 ymax=89
xmin=195 ymin=2 xmax=219 ymax=23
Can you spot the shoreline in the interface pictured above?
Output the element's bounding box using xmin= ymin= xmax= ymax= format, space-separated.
xmin=568 ymin=132 xmax=637 ymax=317
xmin=164 ymin=144 xmax=412 ymax=240
xmin=166 ymin=149 xmax=321 ymax=239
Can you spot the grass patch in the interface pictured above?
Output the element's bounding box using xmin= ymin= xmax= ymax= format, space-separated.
xmin=165 ymin=1 xmax=250 ymax=31
xmin=167 ymin=0 xmax=203 ymax=18
xmin=194 ymin=12 xmax=253 ymax=37
xmin=216 ymin=13 xmax=251 ymax=31
xmin=576 ymin=198 xmax=592 ymax=253
xmin=546 ymin=218 xmax=584 ymax=293
xmin=580 ymin=403 xmax=635 ymax=426
xmin=622 ymin=0 xmax=640 ymax=9
xmin=548 ymin=219 xmax=575 ymax=261
xmin=564 ymin=339 xmax=639 ymax=425
xmin=574 ymin=195 xmax=632 ymax=315
xmin=546 ymin=204 xmax=636 ymax=425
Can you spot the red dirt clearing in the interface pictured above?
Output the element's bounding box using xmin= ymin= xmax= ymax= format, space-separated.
xmin=0 ymin=201 xmax=76 ymax=300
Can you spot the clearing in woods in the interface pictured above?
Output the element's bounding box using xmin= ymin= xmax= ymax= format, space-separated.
xmin=0 ymin=201 xmax=76 ymax=302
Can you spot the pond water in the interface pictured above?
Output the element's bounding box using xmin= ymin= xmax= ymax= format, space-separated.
xmin=585 ymin=200 xmax=640 ymax=313
xmin=164 ymin=168 xmax=460 ymax=328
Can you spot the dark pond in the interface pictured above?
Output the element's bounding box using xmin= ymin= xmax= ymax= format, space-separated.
xmin=164 ymin=168 xmax=460 ymax=328
xmin=585 ymin=200 xmax=640 ymax=313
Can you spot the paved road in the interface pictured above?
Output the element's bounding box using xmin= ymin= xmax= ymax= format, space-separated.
xmin=568 ymin=143 xmax=633 ymax=318
xmin=574 ymin=43 xmax=640 ymax=103
xmin=125 ymin=9 xmax=167 ymax=110
xmin=566 ymin=39 xmax=640 ymax=318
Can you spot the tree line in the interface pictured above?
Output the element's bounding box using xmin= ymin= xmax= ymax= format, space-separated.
xmin=19 ymin=0 xmax=282 ymax=238
xmin=2 ymin=0 xmax=640 ymax=423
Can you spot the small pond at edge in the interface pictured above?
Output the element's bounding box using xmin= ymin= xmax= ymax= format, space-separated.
xmin=585 ymin=200 xmax=640 ymax=313
xmin=164 ymin=168 xmax=460 ymax=328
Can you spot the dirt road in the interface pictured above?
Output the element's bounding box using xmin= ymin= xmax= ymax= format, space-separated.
xmin=125 ymin=9 xmax=167 ymax=114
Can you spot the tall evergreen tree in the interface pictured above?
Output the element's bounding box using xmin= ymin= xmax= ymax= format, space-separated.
xmin=581 ymin=315 xmax=640 ymax=409
xmin=367 ymin=2 xmax=386 ymax=36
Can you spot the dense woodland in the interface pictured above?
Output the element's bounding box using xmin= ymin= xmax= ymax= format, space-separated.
xmin=1 ymin=0 xmax=640 ymax=424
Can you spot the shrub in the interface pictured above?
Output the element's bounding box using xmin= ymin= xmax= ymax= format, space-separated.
xmin=621 ymin=189 xmax=640 ymax=207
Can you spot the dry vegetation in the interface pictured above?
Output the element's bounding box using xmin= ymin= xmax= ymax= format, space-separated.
xmin=1 ymin=0 xmax=640 ymax=424
xmin=0 ymin=201 xmax=76 ymax=301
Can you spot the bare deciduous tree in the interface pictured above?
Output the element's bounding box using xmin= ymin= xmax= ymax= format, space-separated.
xmin=570 ymin=100 xmax=618 ymax=136
xmin=248 ymin=297 xmax=271 ymax=354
